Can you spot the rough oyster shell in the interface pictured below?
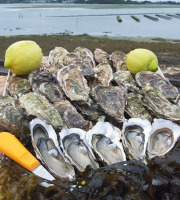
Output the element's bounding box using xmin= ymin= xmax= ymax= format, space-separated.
xmin=122 ymin=118 xmax=152 ymax=160
xmin=94 ymin=48 xmax=109 ymax=64
xmin=147 ymin=118 xmax=180 ymax=159
xmin=94 ymin=63 xmax=113 ymax=87
xmin=0 ymin=95 xmax=29 ymax=139
xmin=57 ymin=65 xmax=90 ymax=102
xmin=19 ymin=92 xmax=64 ymax=129
xmin=86 ymin=121 xmax=126 ymax=165
xmin=29 ymin=69 xmax=65 ymax=103
xmin=135 ymin=71 xmax=179 ymax=102
xmin=113 ymin=71 xmax=141 ymax=93
xmin=30 ymin=118 xmax=75 ymax=180
xmin=54 ymin=100 xmax=92 ymax=130
xmin=93 ymin=85 xmax=127 ymax=121
xmin=126 ymin=93 xmax=153 ymax=122
xmin=59 ymin=128 xmax=99 ymax=172
xmin=110 ymin=51 xmax=127 ymax=71
xmin=7 ymin=76 xmax=31 ymax=97
xmin=142 ymin=85 xmax=180 ymax=120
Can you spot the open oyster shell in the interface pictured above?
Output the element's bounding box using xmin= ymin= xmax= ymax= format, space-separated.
xmin=136 ymin=71 xmax=179 ymax=102
xmin=54 ymin=100 xmax=92 ymax=130
xmin=30 ymin=118 xmax=75 ymax=180
xmin=57 ymin=65 xmax=90 ymax=102
xmin=59 ymin=128 xmax=99 ymax=172
xmin=147 ymin=118 xmax=180 ymax=159
xmin=19 ymin=92 xmax=64 ymax=129
xmin=86 ymin=121 xmax=126 ymax=165
xmin=92 ymin=85 xmax=127 ymax=122
xmin=122 ymin=118 xmax=152 ymax=160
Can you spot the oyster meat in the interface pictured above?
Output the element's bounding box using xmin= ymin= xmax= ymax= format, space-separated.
xmin=122 ymin=118 xmax=152 ymax=160
xmin=147 ymin=118 xmax=180 ymax=159
xmin=54 ymin=100 xmax=92 ymax=130
xmin=94 ymin=63 xmax=113 ymax=87
xmin=87 ymin=121 xmax=126 ymax=165
xmin=30 ymin=118 xmax=75 ymax=180
xmin=93 ymin=85 xmax=127 ymax=121
xmin=110 ymin=51 xmax=127 ymax=71
xmin=57 ymin=65 xmax=90 ymax=102
xmin=94 ymin=48 xmax=109 ymax=64
xmin=59 ymin=128 xmax=99 ymax=172
xmin=19 ymin=92 xmax=64 ymax=129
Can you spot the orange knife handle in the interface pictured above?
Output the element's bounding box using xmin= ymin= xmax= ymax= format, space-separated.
xmin=0 ymin=132 xmax=40 ymax=171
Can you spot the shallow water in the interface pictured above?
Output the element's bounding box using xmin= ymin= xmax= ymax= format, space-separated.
xmin=0 ymin=4 xmax=180 ymax=39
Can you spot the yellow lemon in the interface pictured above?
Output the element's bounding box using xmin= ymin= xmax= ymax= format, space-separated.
xmin=126 ymin=48 xmax=158 ymax=75
xmin=4 ymin=40 xmax=43 ymax=75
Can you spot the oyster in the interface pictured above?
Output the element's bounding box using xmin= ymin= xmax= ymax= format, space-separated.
xmin=49 ymin=47 xmax=69 ymax=67
xmin=147 ymin=118 xmax=180 ymax=159
xmin=59 ymin=128 xmax=99 ymax=172
xmin=141 ymin=85 xmax=180 ymax=120
xmin=7 ymin=76 xmax=31 ymax=97
xmin=54 ymin=100 xmax=92 ymax=130
xmin=57 ymin=65 xmax=90 ymax=102
xmin=110 ymin=51 xmax=127 ymax=71
xmin=93 ymin=85 xmax=127 ymax=121
xmin=87 ymin=121 xmax=126 ymax=165
xmin=30 ymin=118 xmax=75 ymax=180
xmin=113 ymin=71 xmax=141 ymax=93
xmin=135 ymin=71 xmax=179 ymax=102
xmin=19 ymin=92 xmax=64 ymax=129
xmin=122 ymin=118 xmax=152 ymax=160
xmin=126 ymin=92 xmax=153 ymax=122
xmin=94 ymin=63 xmax=113 ymax=87
xmin=0 ymin=95 xmax=29 ymax=139
xmin=29 ymin=69 xmax=65 ymax=103
xmin=94 ymin=48 xmax=109 ymax=64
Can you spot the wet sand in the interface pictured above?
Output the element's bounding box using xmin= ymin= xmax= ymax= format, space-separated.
xmin=0 ymin=34 xmax=180 ymax=69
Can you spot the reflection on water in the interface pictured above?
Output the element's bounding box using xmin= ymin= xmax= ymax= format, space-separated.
xmin=0 ymin=4 xmax=180 ymax=39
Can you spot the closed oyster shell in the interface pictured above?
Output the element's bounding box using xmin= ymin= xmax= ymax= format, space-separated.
xmin=87 ymin=121 xmax=126 ymax=165
xmin=19 ymin=92 xmax=64 ymax=129
xmin=122 ymin=118 xmax=152 ymax=160
xmin=0 ymin=95 xmax=29 ymax=139
xmin=110 ymin=51 xmax=127 ymax=71
xmin=136 ymin=71 xmax=179 ymax=102
xmin=126 ymin=92 xmax=153 ymax=122
xmin=94 ymin=63 xmax=113 ymax=87
xmin=147 ymin=118 xmax=180 ymax=159
xmin=59 ymin=128 xmax=99 ymax=172
xmin=30 ymin=118 xmax=75 ymax=180
xmin=7 ymin=76 xmax=31 ymax=97
xmin=54 ymin=100 xmax=92 ymax=130
xmin=29 ymin=69 xmax=65 ymax=103
xmin=93 ymin=85 xmax=127 ymax=121
xmin=94 ymin=48 xmax=109 ymax=64
xmin=57 ymin=65 xmax=90 ymax=102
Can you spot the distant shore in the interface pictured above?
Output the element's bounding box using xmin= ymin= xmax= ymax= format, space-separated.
xmin=1 ymin=34 xmax=180 ymax=69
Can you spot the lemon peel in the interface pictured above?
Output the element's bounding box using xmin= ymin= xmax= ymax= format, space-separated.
xmin=126 ymin=48 xmax=158 ymax=75
xmin=4 ymin=40 xmax=43 ymax=75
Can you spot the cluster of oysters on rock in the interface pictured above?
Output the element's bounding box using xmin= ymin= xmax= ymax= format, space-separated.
xmin=1 ymin=47 xmax=180 ymax=181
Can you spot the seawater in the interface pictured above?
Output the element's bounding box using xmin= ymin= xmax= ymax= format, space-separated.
xmin=0 ymin=4 xmax=180 ymax=39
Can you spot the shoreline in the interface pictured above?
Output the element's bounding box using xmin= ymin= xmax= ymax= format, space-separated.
xmin=1 ymin=34 xmax=180 ymax=69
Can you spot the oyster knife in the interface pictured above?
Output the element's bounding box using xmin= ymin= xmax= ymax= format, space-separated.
xmin=0 ymin=132 xmax=55 ymax=181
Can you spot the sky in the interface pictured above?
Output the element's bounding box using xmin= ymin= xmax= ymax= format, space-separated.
xmin=134 ymin=0 xmax=180 ymax=2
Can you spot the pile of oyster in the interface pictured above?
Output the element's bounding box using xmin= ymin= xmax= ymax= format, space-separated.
xmin=1 ymin=47 xmax=180 ymax=181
